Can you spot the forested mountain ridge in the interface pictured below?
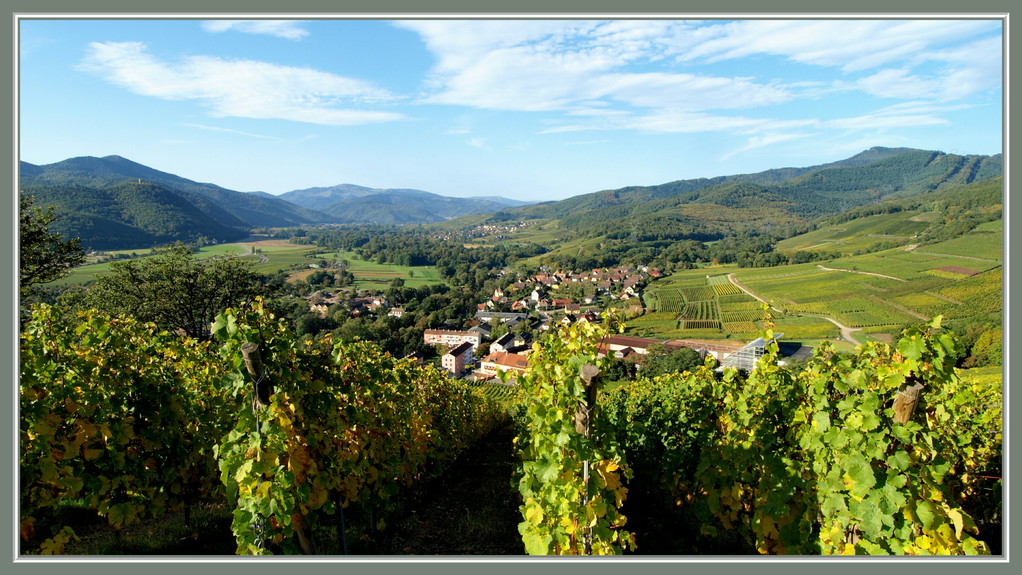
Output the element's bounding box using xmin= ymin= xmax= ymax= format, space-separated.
xmin=502 ymin=147 xmax=1002 ymax=226
xmin=20 ymin=181 xmax=251 ymax=250
xmin=19 ymin=155 xmax=333 ymax=232
xmin=18 ymin=147 xmax=1002 ymax=252
xmin=280 ymin=184 xmax=533 ymax=222
xmin=18 ymin=156 xmax=536 ymax=246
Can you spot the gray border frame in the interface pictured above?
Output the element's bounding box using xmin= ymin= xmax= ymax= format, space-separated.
xmin=5 ymin=1 xmax=1014 ymax=572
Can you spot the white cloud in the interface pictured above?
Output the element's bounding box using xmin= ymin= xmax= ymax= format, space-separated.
xmin=857 ymin=69 xmax=943 ymax=100
xmin=183 ymin=123 xmax=277 ymax=139
xmin=78 ymin=41 xmax=405 ymax=126
xmin=596 ymin=73 xmax=791 ymax=110
xmin=722 ymin=132 xmax=817 ymax=160
xmin=201 ymin=20 xmax=309 ymax=40
xmin=397 ymin=20 xmax=793 ymax=114
xmin=629 ymin=111 xmax=816 ymax=135
xmin=540 ymin=109 xmax=817 ymax=136
xmin=467 ymin=137 xmax=487 ymax=149
xmin=397 ymin=18 xmax=1000 ymax=121
xmin=680 ymin=20 xmax=999 ymax=73
xmin=826 ymin=102 xmax=957 ymax=130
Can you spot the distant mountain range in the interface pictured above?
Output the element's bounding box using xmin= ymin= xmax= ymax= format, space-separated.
xmin=18 ymin=147 xmax=1002 ymax=251
xmin=491 ymin=147 xmax=1002 ymax=241
xmin=17 ymin=155 xmax=533 ymax=249
xmin=278 ymin=184 xmax=532 ymax=224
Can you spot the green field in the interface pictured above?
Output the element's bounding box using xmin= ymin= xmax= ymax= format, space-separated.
xmin=635 ymin=233 xmax=1002 ymax=345
xmin=775 ymin=211 xmax=933 ymax=254
xmin=47 ymin=240 xmax=444 ymax=291
xmin=311 ymin=250 xmax=443 ymax=290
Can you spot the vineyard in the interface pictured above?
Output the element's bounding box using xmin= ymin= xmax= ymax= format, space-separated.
xmin=638 ymin=274 xmax=768 ymax=338
xmin=19 ymin=304 xmax=1002 ymax=556
xmin=19 ymin=301 xmax=509 ymax=556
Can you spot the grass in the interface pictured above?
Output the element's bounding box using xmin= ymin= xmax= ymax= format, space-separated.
xmin=45 ymin=240 xmax=445 ymax=291
xmin=316 ymin=250 xmax=444 ymax=290
xmin=775 ymin=211 xmax=929 ymax=254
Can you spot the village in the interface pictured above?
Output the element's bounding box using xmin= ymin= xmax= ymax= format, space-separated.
xmin=415 ymin=265 xmax=805 ymax=383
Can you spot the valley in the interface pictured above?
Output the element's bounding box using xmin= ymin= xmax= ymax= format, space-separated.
xmin=23 ymin=146 xmax=1003 ymax=369
xmin=18 ymin=145 xmax=1005 ymax=557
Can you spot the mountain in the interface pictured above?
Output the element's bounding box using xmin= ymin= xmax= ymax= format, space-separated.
xmin=18 ymin=147 xmax=1002 ymax=252
xmin=278 ymin=184 xmax=533 ymax=222
xmin=19 ymin=155 xmax=333 ymax=229
xmin=20 ymin=180 xmax=250 ymax=250
xmin=503 ymin=147 xmax=1002 ymax=234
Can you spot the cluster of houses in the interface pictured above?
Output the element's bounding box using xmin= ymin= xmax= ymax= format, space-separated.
xmin=429 ymin=221 xmax=535 ymax=242
xmin=424 ymin=327 xmax=532 ymax=381
xmin=307 ymin=290 xmax=390 ymax=318
xmin=423 ymin=324 xmax=788 ymax=382
xmin=485 ymin=266 xmax=661 ymax=311
xmin=307 ymin=263 xmax=804 ymax=382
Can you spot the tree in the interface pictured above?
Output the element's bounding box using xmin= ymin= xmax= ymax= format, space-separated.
xmin=640 ymin=344 xmax=703 ymax=378
xmin=79 ymin=243 xmax=267 ymax=339
xmin=19 ymin=194 xmax=86 ymax=300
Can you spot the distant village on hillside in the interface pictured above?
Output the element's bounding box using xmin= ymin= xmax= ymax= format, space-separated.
xmin=305 ymin=264 xmax=814 ymax=384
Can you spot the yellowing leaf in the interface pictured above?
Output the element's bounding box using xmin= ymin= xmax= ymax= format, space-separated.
xmin=947 ymin=507 xmax=965 ymax=539
xmin=525 ymin=501 xmax=544 ymax=526
xmin=257 ymin=481 xmax=272 ymax=499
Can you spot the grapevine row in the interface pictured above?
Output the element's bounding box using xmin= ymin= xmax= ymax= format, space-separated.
xmin=19 ymin=300 xmax=507 ymax=555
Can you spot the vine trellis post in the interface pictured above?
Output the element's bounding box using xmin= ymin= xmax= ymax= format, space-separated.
xmin=892 ymin=378 xmax=925 ymax=425
xmin=240 ymin=342 xmax=315 ymax=555
xmin=575 ymin=364 xmax=600 ymax=555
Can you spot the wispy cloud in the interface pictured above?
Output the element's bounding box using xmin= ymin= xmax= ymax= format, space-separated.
xmin=78 ymin=41 xmax=405 ymax=126
xmin=183 ymin=123 xmax=278 ymax=139
xmin=541 ymin=110 xmax=816 ymax=136
xmin=826 ymin=102 xmax=961 ymax=130
xmin=200 ymin=20 xmax=310 ymax=40
xmin=397 ymin=20 xmax=792 ymax=113
xmin=677 ymin=20 xmax=998 ymax=72
xmin=721 ymin=132 xmax=817 ymax=160
xmin=397 ymin=19 xmax=1000 ymax=128
xmin=388 ymin=17 xmax=1001 ymax=165
xmin=467 ymin=137 xmax=487 ymax=149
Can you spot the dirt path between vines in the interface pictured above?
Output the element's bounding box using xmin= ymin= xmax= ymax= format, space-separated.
xmin=728 ymin=273 xmax=863 ymax=346
xmin=363 ymin=421 xmax=713 ymax=556
xmin=816 ymin=264 xmax=907 ymax=282
xmin=365 ymin=423 xmax=526 ymax=555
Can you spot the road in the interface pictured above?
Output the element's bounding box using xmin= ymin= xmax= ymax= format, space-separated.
xmin=816 ymin=264 xmax=906 ymax=282
xmin=728 ymin=273 xmax=862 ymax=346
xmin=821 ymin=317 xmax=863 ymax=346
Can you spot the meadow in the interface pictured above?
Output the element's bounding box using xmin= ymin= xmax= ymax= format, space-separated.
xmin=49 ymin=239 xmax=444 ymax=291
xmin=774 ymin=211 xmax=937 ymax=254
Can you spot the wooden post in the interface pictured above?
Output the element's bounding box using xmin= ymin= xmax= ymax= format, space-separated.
xmin=576 ymin=363 xmax=600 ymax=555
xmin=238 ymin=342 xmax=311 ymax=553
xmin=892 ymin=379 xmax=925 ymax=425
xmin=241 ymin=342 xmax=273 ymax=406
xmin=575 ymin=364 xmax=599 ymax=435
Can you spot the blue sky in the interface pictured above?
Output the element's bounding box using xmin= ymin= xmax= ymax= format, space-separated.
xmin=18 ymin=16 xmax=1004 ymax=202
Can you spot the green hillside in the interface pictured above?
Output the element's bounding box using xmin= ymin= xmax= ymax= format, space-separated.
xmin=776 ymin=177 xmax=1003 ymax=256
xmin=629 ymin=175 xmax=1003 ymax=347
xmin=19 ymin=155 xmax=333 ymax=236
xmin=21 ymin=181 xmax=249 ymax=250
